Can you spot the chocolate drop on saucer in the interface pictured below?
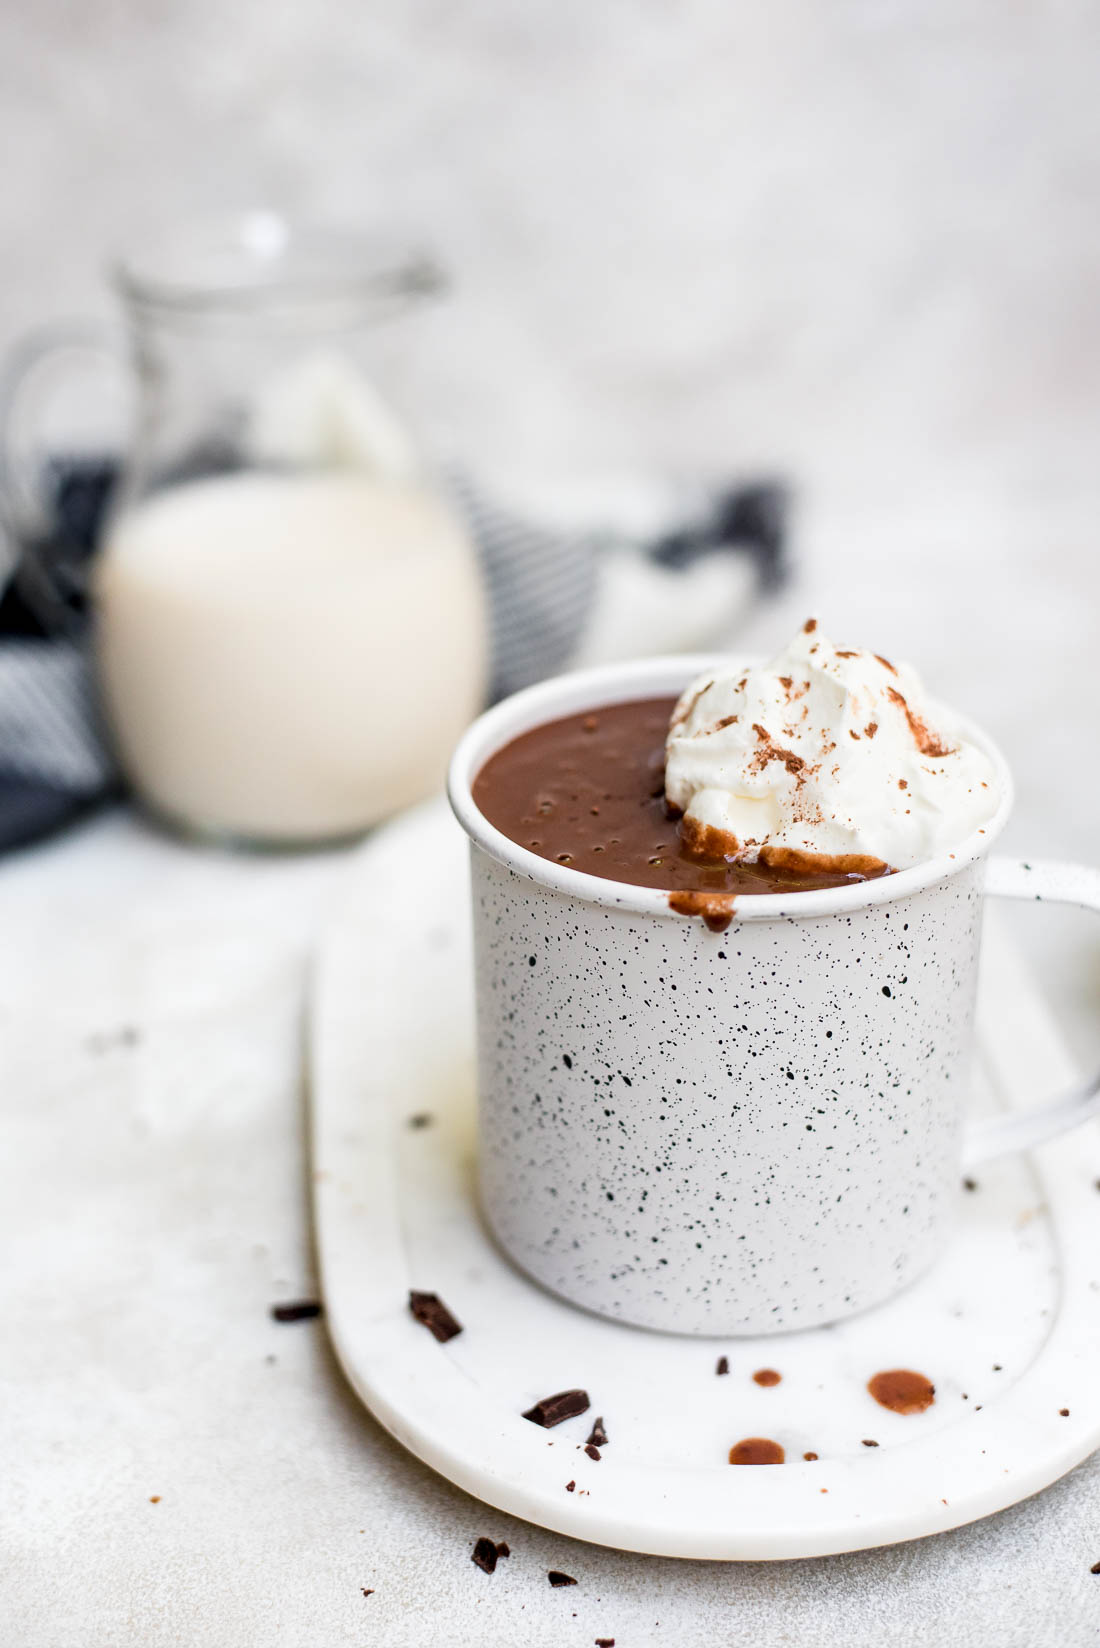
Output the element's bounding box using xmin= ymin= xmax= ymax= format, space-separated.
xmin=729 ymin=1437 xmax=786 ymax=1465
xmin=867 ymin=1369 xmax=936 ymax=1414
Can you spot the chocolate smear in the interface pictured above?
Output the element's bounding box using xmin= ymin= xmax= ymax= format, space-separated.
xmin=408 ymin=1290 xmax=463 ymax=1342
xmin=868 ymin=1369 xmax=935 ymax=1415
xmin=523 ymin=1389 xmax=590 ymax=1428
xmin=668 ymin=890 xmax=736 ymax=933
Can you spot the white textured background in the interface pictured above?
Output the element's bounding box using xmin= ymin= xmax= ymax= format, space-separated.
xmin=3 ymin=5 xmax=1100 ymax=1642
xmin=3 ymin=0 xmax=1100 ymax=506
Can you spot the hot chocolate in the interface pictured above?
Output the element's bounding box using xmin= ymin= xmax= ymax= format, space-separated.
xmin=473 ymin=622 xmax=1001 ymax=900
xmin=472 ymin=696 xmax=888 ymax=897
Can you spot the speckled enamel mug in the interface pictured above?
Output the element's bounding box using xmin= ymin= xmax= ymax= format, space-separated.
xmin=448 ymin=657 xmax=1100 ymax=1336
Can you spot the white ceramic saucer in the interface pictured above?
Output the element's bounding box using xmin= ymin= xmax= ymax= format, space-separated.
xmin=310 ymin=799 xmax=1100 ymax=1560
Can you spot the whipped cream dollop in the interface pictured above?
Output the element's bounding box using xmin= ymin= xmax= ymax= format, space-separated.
xmin=664 ymin=621 xmax=999 ymax=872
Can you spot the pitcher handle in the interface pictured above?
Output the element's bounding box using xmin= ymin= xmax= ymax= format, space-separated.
xmin=0 ymin=322 xmax=121 ymax=636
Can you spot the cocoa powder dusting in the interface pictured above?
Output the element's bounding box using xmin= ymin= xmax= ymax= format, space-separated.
xmin=868 ymin=1369 xmax=936 ymax=1415
xmin=874 ymin=653 xmax=898 ymax=674
xmin=750 ymin=723 xmax=805 ymax=775
xmin=886 ymin=686 xmax=954 ymax=757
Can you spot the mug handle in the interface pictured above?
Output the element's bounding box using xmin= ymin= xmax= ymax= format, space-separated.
xmin=0 ymin=322 xmax=120 ymax=636
xmin=963 ymin=855 xmax=1100 ymax=1168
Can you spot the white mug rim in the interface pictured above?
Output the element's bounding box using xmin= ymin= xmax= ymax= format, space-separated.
xmin=447 ymin=654 xmax=1014 ymax=923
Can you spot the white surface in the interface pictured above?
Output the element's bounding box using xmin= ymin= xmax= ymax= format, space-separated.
xmin=2 ymin=803 xmax=1100 ymax=1645
xmin=312 ymin=800 xmax=1100 ymax=1559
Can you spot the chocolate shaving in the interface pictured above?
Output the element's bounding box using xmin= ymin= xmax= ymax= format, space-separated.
xmin=271 ymin=1300 xmax=322 ymax=1323
xmin=874 ymin=652 xmax=897 ymax=674
xmin=596 ymin=1639 xmax=616 ymax=1646
xmin=586 ymin=1416 xmax=609 ymax=1448
xmin=565 ymin=1480 xmax=576 ymax=1492
xmin=548 ymin=1571 xmax=577 ymax=1588
xmin=408 ymin=1290 xmax=463 ymax=1342
xmin=716 ymin=1356 xmax=729 ymax=1376
xmin=471 ymin=1537 xmax=499 ymax=1574
xmin=584 ymin=1444 xmax=601 ymax=1462
xmin=861 ymin=1438 xmax=879 ymax=1447
xmin=523 ymin=1389 xmax=590 ymax=1428
xmin=361 ymin=1588 xmax=374 ymax=1597
xmin=803 ymin=617 xmax=817 ymax=634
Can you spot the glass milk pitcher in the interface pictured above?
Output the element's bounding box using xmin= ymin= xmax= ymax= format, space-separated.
xmin=6 ymin=214 xmax=488 ymax=846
